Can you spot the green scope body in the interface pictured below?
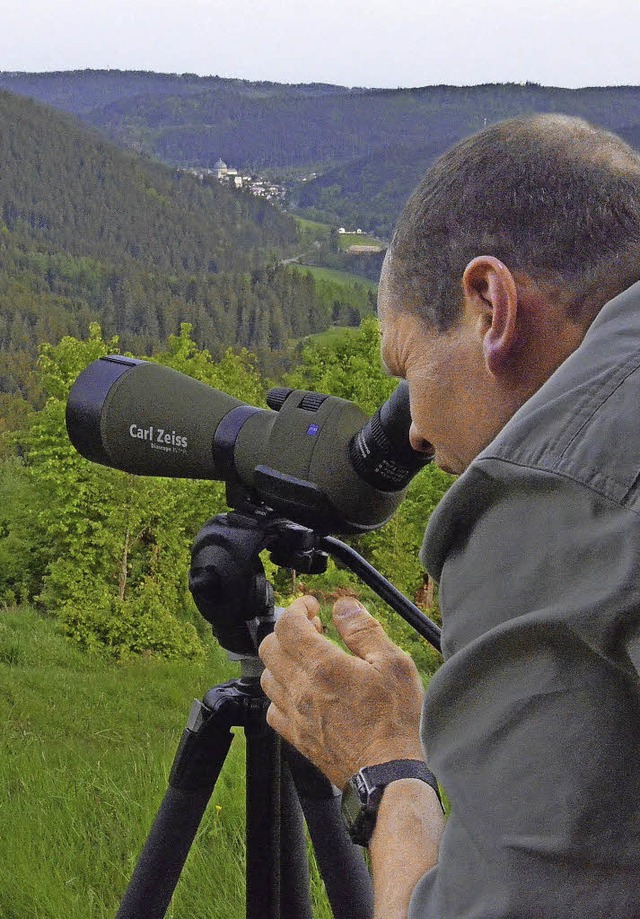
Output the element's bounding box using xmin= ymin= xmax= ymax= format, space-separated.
xmin=66 ymin=356 xmax=430 ymax=534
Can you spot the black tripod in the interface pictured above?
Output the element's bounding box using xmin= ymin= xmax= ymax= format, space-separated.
xmin=116 ymin=496 xmax=441 ymax=919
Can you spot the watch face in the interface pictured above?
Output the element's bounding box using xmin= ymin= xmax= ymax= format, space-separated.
xmin=341 ymin=780 xmax=365 ymax=829
xmin=341 ymin=774 xmax=379 ymax=846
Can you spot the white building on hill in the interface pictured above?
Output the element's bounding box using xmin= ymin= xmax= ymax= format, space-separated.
xmin=214 ymin=158 xmax=238 ymax=180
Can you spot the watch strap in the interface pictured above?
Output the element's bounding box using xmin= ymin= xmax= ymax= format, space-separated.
xmin=341 ymin=758 xmax=444 ymax=847
xmin=363 ymin=759 xmax=443 ymax=808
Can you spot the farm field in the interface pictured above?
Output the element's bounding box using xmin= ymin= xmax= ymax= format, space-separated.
xmin=336 ymin=232 xmax=383 ymax=251
xmin=293 ymin=263 xmax=378 ymax=289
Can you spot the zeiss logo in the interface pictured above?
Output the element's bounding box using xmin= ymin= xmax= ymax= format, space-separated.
xmin=129 ymin=424 xmax=188 ymax=451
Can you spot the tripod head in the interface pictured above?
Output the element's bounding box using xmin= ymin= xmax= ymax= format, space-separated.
xmin=189 ymin=488 xmax=332 ymax=656
xmin=189 ymin=487 xmax=441 ymax=657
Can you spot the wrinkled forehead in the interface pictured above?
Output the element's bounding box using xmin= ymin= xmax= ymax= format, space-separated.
xmin=377 ymin=253 xmax=404 ymax=332
xmin=377 ymin=251 xmax=395 ymax=309
xmin=377 ymin=253 xmax=414 ymax=375
xmin=378 ymin=300 xmax=419 ymax=379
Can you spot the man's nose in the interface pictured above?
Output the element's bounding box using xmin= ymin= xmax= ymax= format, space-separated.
xmin=409 ymin=422 xmax=434 ymax=455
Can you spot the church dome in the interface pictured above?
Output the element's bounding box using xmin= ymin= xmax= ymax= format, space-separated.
xmin=215 ymin=158 xmax=227 ymax=169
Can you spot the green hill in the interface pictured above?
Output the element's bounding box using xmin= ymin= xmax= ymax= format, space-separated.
xmin=296 ymin=104 xmax=640 ymax=238
xmin=6 ymin=72 xmax=640 ymax=236
xmin=7 ymin=73 xmax=640 ymax=384
xmin=5 ymin=73 xmax=640 ymax=176
xmin=0 ymin=69 xmax=352 ymax=115
xmin=0 ymin=88 xmax=296 ymax=273
xmin=296 ymin=140 xmax=449 ymax=237
xmin=0 ymin=89 xmax=377 ymax=403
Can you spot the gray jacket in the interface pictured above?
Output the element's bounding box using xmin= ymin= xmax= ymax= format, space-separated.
xmin=410 ymin=281 xmax=640 ymax=917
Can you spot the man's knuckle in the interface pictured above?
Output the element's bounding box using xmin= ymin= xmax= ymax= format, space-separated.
xmin=274 ymin=611 xmax=304 ymax=641
xmin=259 ymin=632 xmax=275 ymax=658
xmin=380 ymin=647 xmax=415 ymax=680
xmin=273 ymin=615 xmax=288 ymax=638
xmin=266 ymin=704 xmax=285 ymax=734
xmin=396 ymin=648 xmax=416 ymax=671
xmin=347 ymin=619 xmax=380 ymax=644
xmin=310 ymin=654 xmax=336 ymax=683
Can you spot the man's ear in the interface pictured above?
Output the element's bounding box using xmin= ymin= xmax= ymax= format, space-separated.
xmin=462 ymin=256 xmax=519 ymax=376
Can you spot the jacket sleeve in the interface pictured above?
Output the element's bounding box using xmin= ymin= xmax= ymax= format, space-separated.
xmin=410 ymin=460 xmax=640 ymax=919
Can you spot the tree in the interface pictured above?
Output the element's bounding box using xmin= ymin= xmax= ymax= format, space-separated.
xmin=0 ymin=317 xmax=450 ymax=671
xmin=1 ymin=323 xmax=268 ymax=658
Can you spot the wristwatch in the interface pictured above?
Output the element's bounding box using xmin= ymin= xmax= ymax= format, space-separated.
xmin=341 ymin=759 xmax=443 ymax=847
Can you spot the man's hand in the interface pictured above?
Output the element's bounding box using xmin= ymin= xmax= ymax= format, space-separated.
xmin=258 ymin=594 xmax=425 ymax=790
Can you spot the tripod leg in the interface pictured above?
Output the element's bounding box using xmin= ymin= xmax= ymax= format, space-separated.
xmin=280 ymin=762 xmax=313 ymax=919
xmin=284 ymin=744 xmax=374 ymax=919
xmin=117 ymin=697 xmax=234 ymax=919
xmin=302 ymin=792 xmax=374 ymax=919
xmin=245 ymin=723 xmax=282 ymax=919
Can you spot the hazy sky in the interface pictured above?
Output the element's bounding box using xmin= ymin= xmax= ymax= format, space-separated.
xmin=4 ymin=0 xmax=640 ymax=89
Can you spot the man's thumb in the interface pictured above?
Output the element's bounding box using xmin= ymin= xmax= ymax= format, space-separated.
xmin=332 ymin=597 xmax=392 ymax=661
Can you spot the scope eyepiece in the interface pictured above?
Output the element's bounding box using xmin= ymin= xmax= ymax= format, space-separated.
xmin=348 ymin=383 xmax=431 ymax=491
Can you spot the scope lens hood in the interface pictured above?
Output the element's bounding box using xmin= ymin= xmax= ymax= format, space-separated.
xmin=66 ymin=355 xmax=147 ymax=466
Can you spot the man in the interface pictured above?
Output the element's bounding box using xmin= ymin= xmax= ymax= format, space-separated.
xmin=259 ymin=115 xmax=640 ymax=917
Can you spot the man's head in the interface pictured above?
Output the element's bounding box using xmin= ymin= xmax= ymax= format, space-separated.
xmin=379 ymin=114 xmax=640 ymax=473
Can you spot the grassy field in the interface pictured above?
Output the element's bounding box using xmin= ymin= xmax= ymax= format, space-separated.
xmin=0 ymin=608 xmax=334 ymax=918
xmin=293 ymin=216 xmax=332 ymax=234
xmin=292 ymin=263 xmax=378 ymax=290
xmin=302 ymin=326 xmax=364 ymax=348
xmin=336 ymin=233 xmax=382 ymax=250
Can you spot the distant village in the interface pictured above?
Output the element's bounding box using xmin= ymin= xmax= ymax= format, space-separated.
xmin=185 ymin=159 xmax=287 ymax=202
xmin=184 ymin=159 xmax=384 ymax=252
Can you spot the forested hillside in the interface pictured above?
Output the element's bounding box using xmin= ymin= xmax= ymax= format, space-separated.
xmin=0 ymin=89 xmax=296 ymax=272
xmin=294 ymin=88 xmax=640 ymax=235
xmin=6 ymin=71 xmax=640 ymax=236
xmin=297 ymin=121 xmax=640 ymax=238
xmin=0 ymin=70 xmax=352 ymax=115
xmin=6 ymin=73 xmax=640 ymax=172
xmin=0 ymin=89 xmax=376 ymax=413
xmin=297 ymin=140 xmax=448 ymax=238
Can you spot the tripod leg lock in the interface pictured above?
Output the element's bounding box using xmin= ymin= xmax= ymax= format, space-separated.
xmin=169 ymin=679 xmax=270 ymax=793
xmin=169 ymin=696 xmax=235 ymax=793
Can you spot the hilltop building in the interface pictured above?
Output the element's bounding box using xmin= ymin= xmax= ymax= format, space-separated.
xmin=214 ymin=158 xmax=238 ymax=180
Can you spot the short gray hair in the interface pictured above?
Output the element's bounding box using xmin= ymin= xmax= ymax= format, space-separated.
xmin=389 ymin=114 xmax=640 ymax=330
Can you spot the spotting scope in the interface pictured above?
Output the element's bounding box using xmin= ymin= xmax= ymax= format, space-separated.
xmin=66 ymin=355 xmax=431 ymax=533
